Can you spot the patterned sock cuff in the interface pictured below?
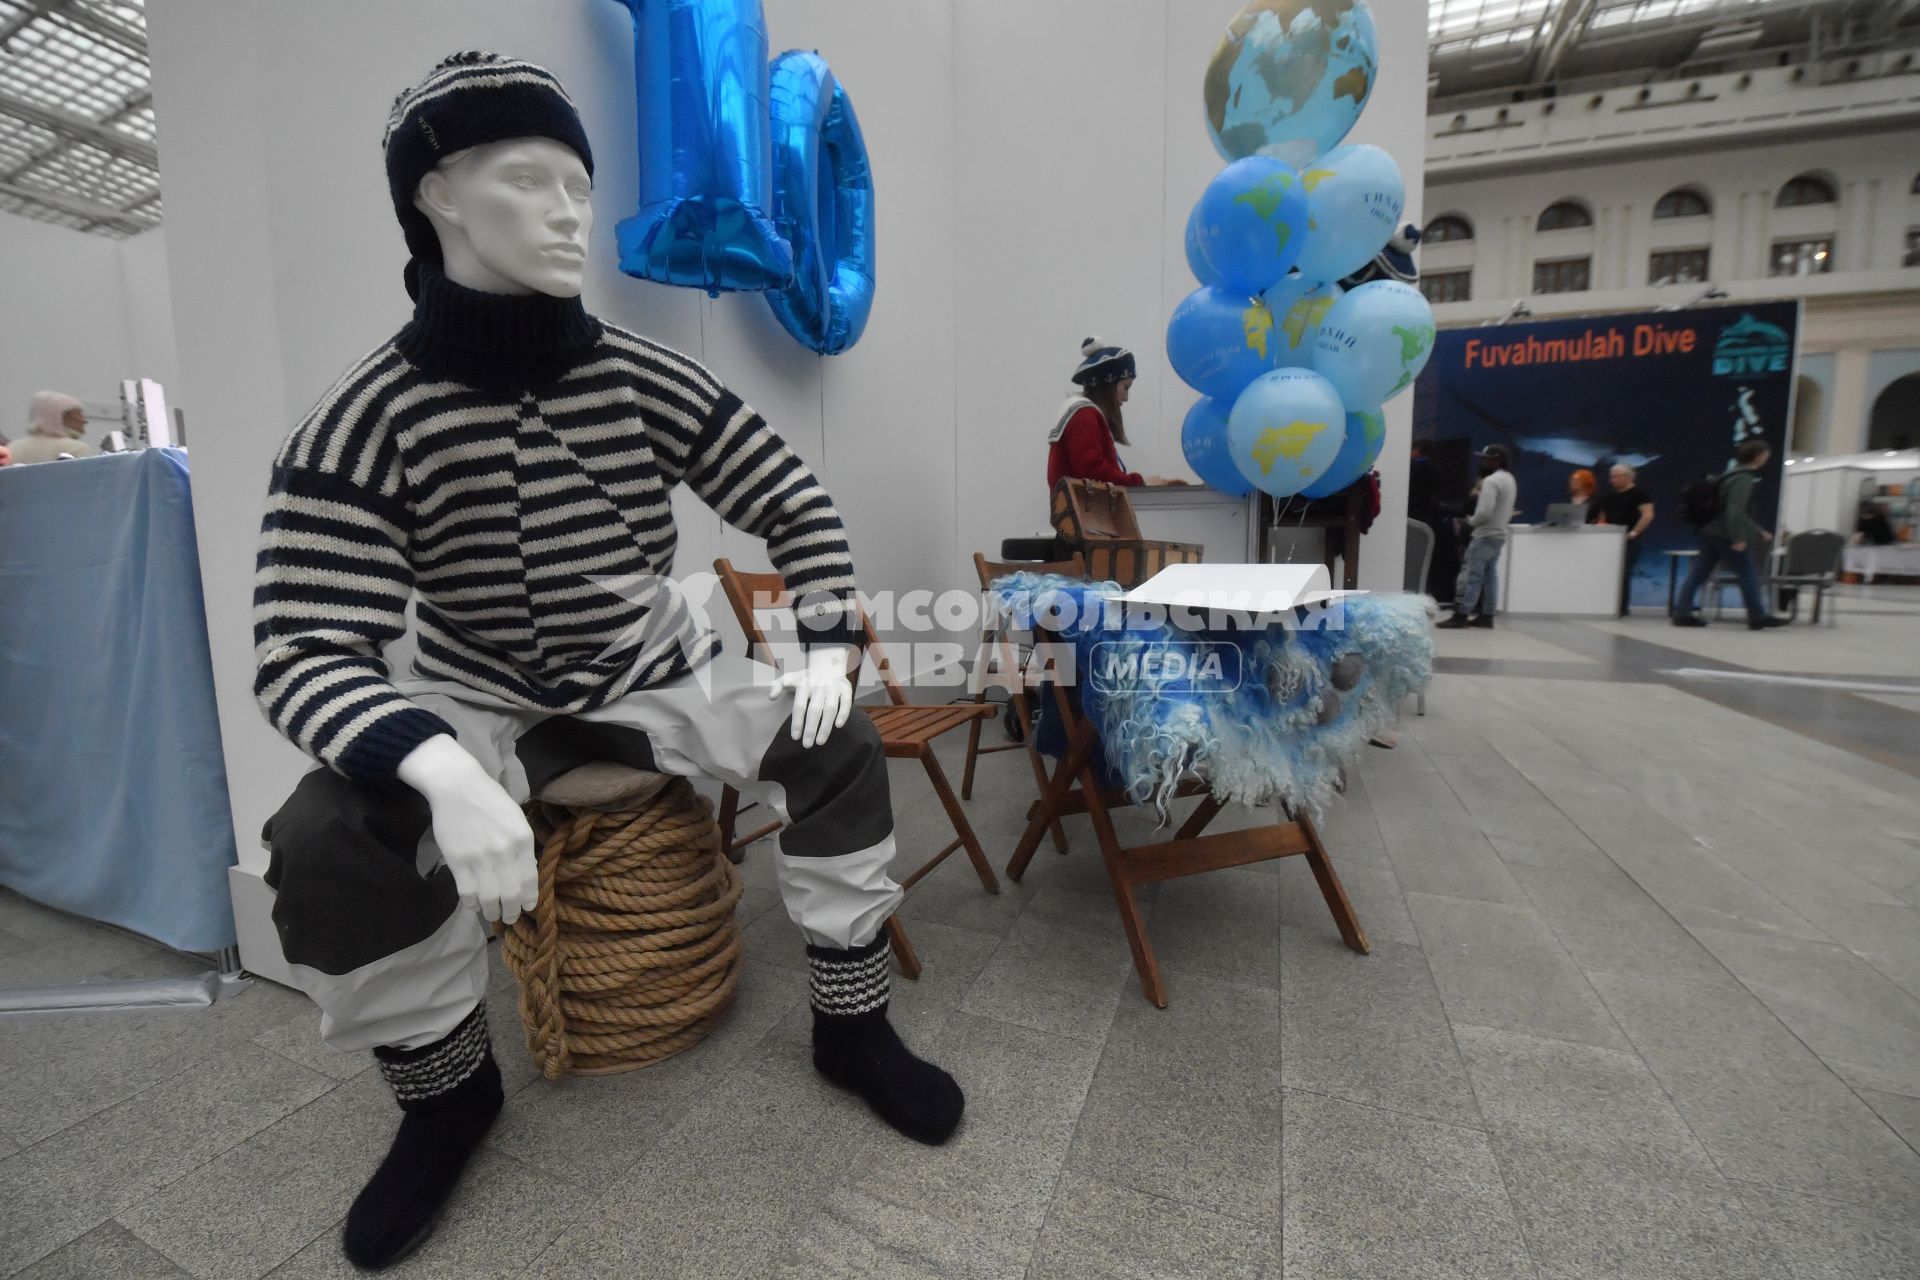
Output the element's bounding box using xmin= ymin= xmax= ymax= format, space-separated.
xmin=374 ymin=1004 xmax=491 ymax=1105
xmin=807 ymin=933 xmax=891 ymax=1018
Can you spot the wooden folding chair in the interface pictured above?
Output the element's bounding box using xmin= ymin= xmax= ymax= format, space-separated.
xmin=962 ymin=553 xmax=1086 ymax=860
xmin=1006 ymin=619 xmax=1371 ymax=1008
xmin=711 ymin=560 xmax=1002 ymax=977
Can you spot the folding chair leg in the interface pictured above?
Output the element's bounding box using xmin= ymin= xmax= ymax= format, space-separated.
xmin=960 ymin=696 xmax=987 ymax=800
xmin=885 ymin=916 xmax=922 ymax=980
xmin=1009 ymin=726 xmax=1095 ymax=881
xmin=1296 ymin=810 xmax=1370 ymax=955
xmin=1176 ymin=794 xmax=1224 ymax=841
xmin=1079 ymin=758 xmax=1166 ymax=1008
xmin=922 ymin=750 xmax=1000 ymax=894
xmin=1417 ymin=685 xmax=1427 ymax=717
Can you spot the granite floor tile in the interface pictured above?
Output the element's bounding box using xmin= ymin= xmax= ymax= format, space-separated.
xmin=1491 ymin=1137 xmax=1790 ymax=1280
xmin=1147 ymin=866 xmax=1279 ymax=991
xmin=1601 ymin=843 xmax=1829 ymax=943
xmin=958 ymin=911 xmax=1130 ymax=1042
xmin=774 ymin=1012 xmax=1104 ymax=1280
xmin=1025 ymin=1171 xmax=1268 ymax=1280
xmin=0 ymin=921 xmax=165 ymax=988
xmin=1372 ymin=776 xmax=1532 ymax=907
xmin=0 ymin=1043 xmax=332 ymax=1274
xmin=1067 ymin=972 xmax=1280 ymax=1223
xmin=523 ymin=1063 xmax=865 ymax=1280
xmin=250 ymin=1008 xmax=374 ymax=1083
xmin=1407 ymin=892 xmax=1629 ymax=1050
xmin=1736 ymin=1181 xmax=1920 ymax=1280
xmin=265 ymin=1147 xmax=580 ymax=1279
xmin=1510 ymin=861 xmax=1741 ymax=991
xmin=1687 ymin=925 xmax=1920 ymax=1096
xmin=11 ymin=1221 xmax=193 ymax=1280
xmin=117 ymin=1072 xmax=396 ymax=1280
xmin=1856 ymin=1087 xmax=1920 ymax=1153
xmin=1282 ymin=1089 xmax=1535 ymax=1280
xmin=1451 ymin=1024 xmax=1718 ymax=1183
xmin=1784 ymin=896 xmax=1920 ymax=1002
xmin=487 ymin=958 xmax=805 ymax=1186
xmin=1590 ymin=970 xmax=1920 ymax=1214
xmin=1278 ymin=857 xmax=1418 ymax=947
xmin=1280 ymin=933 xmax=1482 ymax=1127
xmin=0 ymin=1009 xmax=231 ymax=1144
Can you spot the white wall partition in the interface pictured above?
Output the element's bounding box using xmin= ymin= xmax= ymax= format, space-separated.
xmin=146 ymin=1 xmax=1431 ymax=895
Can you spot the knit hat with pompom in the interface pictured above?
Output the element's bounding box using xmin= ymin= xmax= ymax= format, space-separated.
xmin=1070 ymin=336 xmax=1135 ymax=388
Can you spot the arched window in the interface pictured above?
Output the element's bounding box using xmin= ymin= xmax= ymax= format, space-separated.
xmin=1424 ymin=214 xmax=1473 ymax=243
xmin=1776 ymin=174 xmax=1836 ymax=208
xmin=1536 ymin=200 xmax=1593 ymax=232
xmin=1654 ymin=188 xmax=1711 ymax=219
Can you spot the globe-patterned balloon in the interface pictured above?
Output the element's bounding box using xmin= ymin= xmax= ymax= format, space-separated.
xmin=1227 ymin=368 xmax=1347 ymax=499
xmin=1181 ymin=396 xmax=1254 ymax=496
xmin=1194 ymin=157 xmax=1308 ymax=294
xmin=1167 ymin=285 xmax=1283 ymax=402
xmin=1204 ymin=0 xmax=1377 ymax=170
xmin=1291 ymin=143 xmax=1404 ymax=285
xmin=1311 ymin=280 xmax=1434 ymax=407
xmin=1185 ymin=202 xmax=1224 ymax=287
xmin=1261 ymin=275 xmax=1342 ymax=369
xmin=1301 ymin=406 xmax=1385 ymax=497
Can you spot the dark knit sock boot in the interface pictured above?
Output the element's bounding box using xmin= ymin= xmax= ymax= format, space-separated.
xmin=808 ymin=933 xmax=964 ymax=1146
xmin=344 ymin=1005 xmax=503 ymax=1270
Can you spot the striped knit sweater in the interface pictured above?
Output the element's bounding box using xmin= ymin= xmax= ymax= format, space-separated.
xmin=254 ymin=266 xmax=860 ymax=783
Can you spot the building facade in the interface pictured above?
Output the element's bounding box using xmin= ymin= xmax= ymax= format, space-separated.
xmin=1420 ymin=56 xmax=1920 ymax=457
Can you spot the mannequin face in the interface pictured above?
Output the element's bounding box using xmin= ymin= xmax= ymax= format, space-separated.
xmin=416 ymin=138 xmax=592 ymax=297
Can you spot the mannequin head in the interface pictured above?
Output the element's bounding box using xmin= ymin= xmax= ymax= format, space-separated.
xmin=415 ymin=138 xmax=591 ymax=298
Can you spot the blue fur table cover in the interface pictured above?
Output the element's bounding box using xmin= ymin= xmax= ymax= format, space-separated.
xmin=990 ymin=574 xmax=1433 ymax=820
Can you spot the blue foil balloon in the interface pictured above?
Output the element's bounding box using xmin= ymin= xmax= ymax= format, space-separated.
xmin=1185 ymin=202 xmax=1223 ymax=287
xmin=1180 ymin=397 xmax=1254 ymax=496
xmin=1167 ymin=285 xmax=1282 ymax=402
xmin=1194 ymin=157 xmax=1307 ymax=294
xmin=765 ymin=51 xmax=874 ymax=354
xmin=1301 ymin=406 xmax=1386 ymax=498
xmin=1261 ymin=275 xmax=1342 ymax=369
xmin=1312 ymin=280 xmax=1435 ymax=407
xmin=1292 ymin=143 xmax=1404 ymax=286
xmin=1204 ymin=0 xmax=1377 ymax=169
xmin=1227 ymin=368 xmax=1347 ymax=499
xmin=611 ymin=0 xmax=793 ymax=294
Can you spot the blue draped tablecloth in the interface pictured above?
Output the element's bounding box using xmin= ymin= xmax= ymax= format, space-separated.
xmin=0 ymin=449 xmax=238 ymax=952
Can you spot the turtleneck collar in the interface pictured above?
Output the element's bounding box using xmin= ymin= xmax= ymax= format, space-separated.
xmin=395 ymin=258 xmax=604 ymax=394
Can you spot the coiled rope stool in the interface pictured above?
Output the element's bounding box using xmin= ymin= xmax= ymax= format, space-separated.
xmin=500 ymin=763 xmax=744 ymax=1077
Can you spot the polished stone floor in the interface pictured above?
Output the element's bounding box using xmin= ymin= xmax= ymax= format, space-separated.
xmin=2 ymin=587 xmax=1918 ymax=1278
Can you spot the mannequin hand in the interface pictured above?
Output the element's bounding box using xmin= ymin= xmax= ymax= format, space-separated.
xmin=397 ymin=734 xmax=538 ymax=924
xmin=771 ymin=644 xmax=854 ymax=748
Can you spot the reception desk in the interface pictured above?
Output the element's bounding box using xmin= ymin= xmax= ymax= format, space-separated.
xmin=1499 ymin=524 xmax=1626 ymax=616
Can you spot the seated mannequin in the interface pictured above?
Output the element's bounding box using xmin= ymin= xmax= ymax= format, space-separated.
xmin=253 ymin=53 xmax=961 ymax=1271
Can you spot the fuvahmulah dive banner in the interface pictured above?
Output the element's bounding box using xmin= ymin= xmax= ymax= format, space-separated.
xmin=1412 ymin=300 xmax=1800 ymax=609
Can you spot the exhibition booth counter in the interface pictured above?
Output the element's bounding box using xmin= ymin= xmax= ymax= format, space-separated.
xmin=1499 ymin=523 xmax=1627 ymax=616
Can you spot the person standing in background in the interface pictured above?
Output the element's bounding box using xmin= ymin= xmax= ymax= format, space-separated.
xmin=1593 ymin=463 xmax=1654 ymax=616
xmin=1568 ymin=468 xmax=1596 ymax=511
xmin=9 ymin=392 xmax=98 ymax=464
xmin=1439 ymin=444 xmax=1515 ymax=629
xmin=1046 ymin=337 xmax=1185 ymax=493
xmin=1672 ymin=439 xmax=1787 ymax=630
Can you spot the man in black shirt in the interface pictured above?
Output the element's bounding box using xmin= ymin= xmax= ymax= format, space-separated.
xmin=1592 ymin=463 xmax=1654 ymax=616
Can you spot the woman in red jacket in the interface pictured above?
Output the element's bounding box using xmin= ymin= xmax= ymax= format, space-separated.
xmin=1047 ymin=337 xmax=1182 ymax=491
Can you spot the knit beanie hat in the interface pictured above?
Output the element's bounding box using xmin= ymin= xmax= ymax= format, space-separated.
xmin=1071 ymin=336 xmax=1136 ymax=388
xmin=383 ymin=52 xmax=594 ymax=297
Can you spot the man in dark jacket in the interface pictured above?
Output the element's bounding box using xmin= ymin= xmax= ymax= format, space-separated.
xmin=1672 ymin=439 xmax=1788 ymax=629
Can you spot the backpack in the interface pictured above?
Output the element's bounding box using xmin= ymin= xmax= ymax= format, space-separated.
xmin=1677 ymin=472 xmax=1729 ymax=529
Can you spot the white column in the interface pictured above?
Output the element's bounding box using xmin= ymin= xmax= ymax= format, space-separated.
xmin=1840 ymin=178 xmax=1879 ymax=272
xmin=1825 ymin=347 xmax=1874 ymax=455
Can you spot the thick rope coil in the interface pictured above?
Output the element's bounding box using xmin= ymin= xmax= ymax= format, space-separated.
xmin=500 ymin=777 xmax=744 ymax=1077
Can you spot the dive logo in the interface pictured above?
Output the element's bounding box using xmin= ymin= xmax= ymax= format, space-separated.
xmin=1711 ymin=313 xmax=1791 ymax=378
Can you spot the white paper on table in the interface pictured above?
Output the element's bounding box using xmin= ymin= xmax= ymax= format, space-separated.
xmin=1112 ymin=562 xmax=1367 ymax=614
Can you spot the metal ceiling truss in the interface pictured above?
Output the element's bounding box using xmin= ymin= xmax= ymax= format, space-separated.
xmin=0 ymin=0 xmax=156 ymax=238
